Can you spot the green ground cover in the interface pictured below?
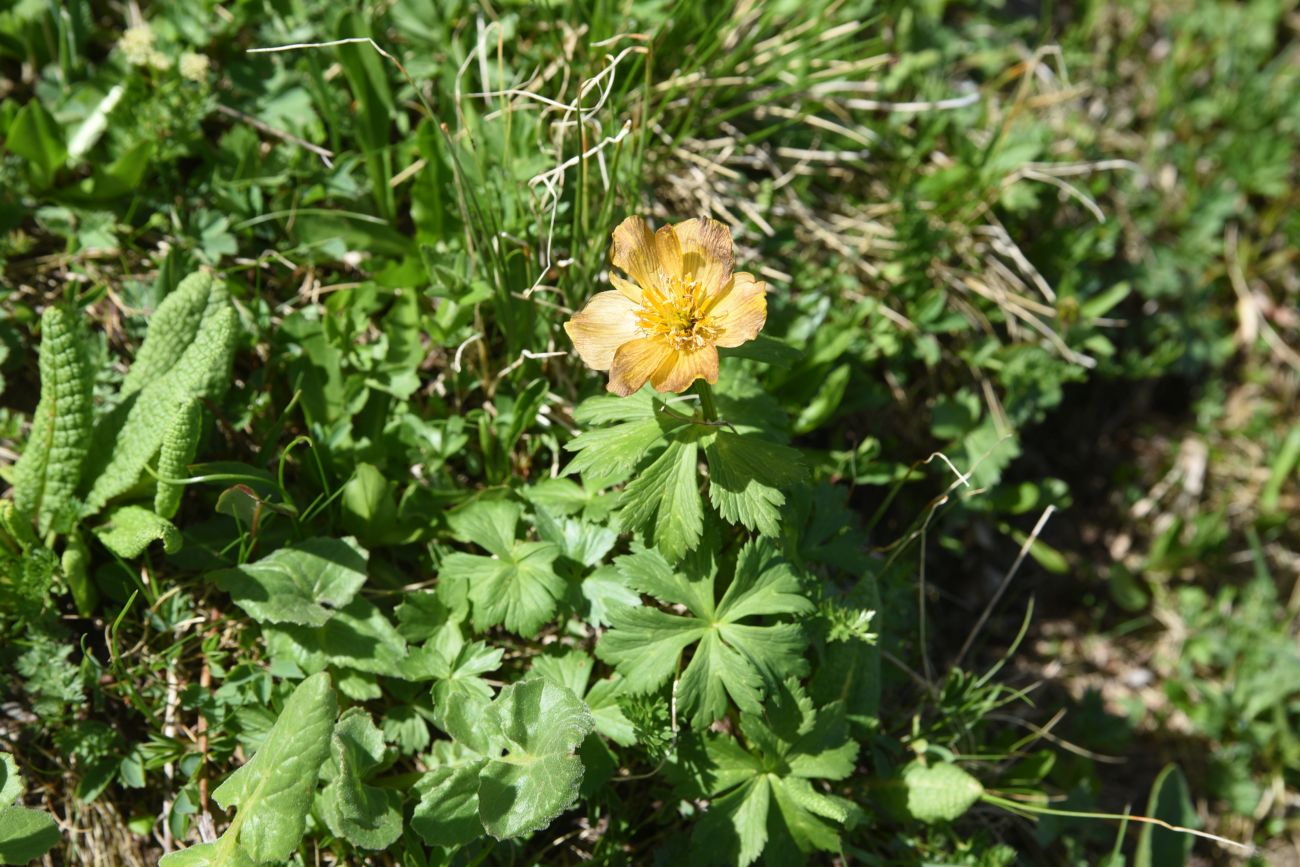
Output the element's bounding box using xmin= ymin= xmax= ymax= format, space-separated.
xmin=0 ymin=1 xmax=1297 ymax=864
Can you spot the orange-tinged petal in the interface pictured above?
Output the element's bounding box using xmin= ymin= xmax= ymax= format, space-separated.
xmin=652 ymin=343 xmax=719 ymax=393
xmin=564 ymin=290 xmax=643 ymax=371
xmin=674 ymin=217 xmax=733 ymax=294
xmin=610 ymin=216 xmax=662 ymax=293
xmin=709 ymin=272 xmax=768 ymax=348
xmin=609 ymin=273 xmax=643 ymax=303
xmin=654 ymin=224 xmax=683 ymax=278
xmin=608 ymin=336 xmax=676 ymax=396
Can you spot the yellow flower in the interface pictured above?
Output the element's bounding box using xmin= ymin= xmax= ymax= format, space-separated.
xmin=565 ymin=216 xmax=768 ymax=397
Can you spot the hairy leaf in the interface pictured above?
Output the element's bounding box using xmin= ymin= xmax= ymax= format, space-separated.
xmin=13 ymin=306 xmax=93 ymax=536
xmin=121 ymin=270 xmax=227 ymax=397
xmin=84 ymin=303 xmax=239 ymax=514
xmin=154 ymin=397 xmax=203 ymax=519
xmin=93 ymin=505 xmax=182 ymax=558
xmin=413 ymin=680 xmax=594 ymax=844
xmin=319 ymin=709 xmax=402 ymax=851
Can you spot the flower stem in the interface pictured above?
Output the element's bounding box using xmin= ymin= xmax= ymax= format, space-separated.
xmin=693 ymin=380 xmax=719 ymax=422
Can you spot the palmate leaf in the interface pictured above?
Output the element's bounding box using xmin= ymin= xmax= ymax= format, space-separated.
xmin=564 ymin=391 xmax=685 ymax=486
xmin=702 ymin=431 xmax=807 ymax=537
xmin=597 ymin=539 xmax=813 ymax=728
xmin=397 ymin=621 xmax=503 ymax=715
xmin=412 ymin=680 xmax=594 ymax=845
xmin=682 ymin=681 xmax=860 ymax=866
xmin=617 ymin=438 xmax=704 ymax=563
xmin=438 ymin=500 xmax=564 ymax=637
xmin=161 ymin=673 xmax=338 ymax=866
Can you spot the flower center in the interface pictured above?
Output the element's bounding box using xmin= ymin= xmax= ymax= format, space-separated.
xmin=636 ymin=275 xmax=720 ymax=352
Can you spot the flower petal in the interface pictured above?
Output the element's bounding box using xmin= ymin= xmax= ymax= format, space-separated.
xmin=709 ymin=272 xmax=768 ymax=348
xmin=655 ymin=224 xmax=684 ymax=278
xmin=608 ymin=336 xmax=676 ymax=396
xmin=674 ymin=217 xmax=734 ymax=294
xmin=610 ymin=216 xmax=663 ymax=293
xmin=564 ymin=291 xmax=643 ymax=371
xmin=652 ymin=344 xmax=719 ymax=393
xmin=609 ymin=273 xmax=643 ymax=303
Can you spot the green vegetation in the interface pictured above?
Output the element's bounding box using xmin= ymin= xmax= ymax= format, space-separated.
xmin=1 ymin=0 xmax=1296 ymax=864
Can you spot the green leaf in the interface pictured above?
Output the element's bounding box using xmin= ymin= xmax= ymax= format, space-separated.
xmin=265 ymin=596 xmax=408 ymax=675
xmin=120 ymin=271 xmax=227 ymax=398
xmin=703 ymin=431 xmax=807 ymax=537
xmin=399 ymin=622 xmax=502 ymax=712
xmin=0 ymin=755 xmax=21 ymax=807
xmin=93 ymin=506 xmax=182 ymax=558
xmin=792 ymin=362 xmax=850 ymax=434
xmin=477 ymin=679 xmax=594 ymax=839
xmin=683 ymin=683 xmax=859 ymax=866
xmin=319 ymin=709 xmax=402 ymax=851
xmin=7 ymin=99 xmax=66 ymax=182
xmin=339 ymin=463 xmax=403 ymax=546
xmin=532 ymin=650 xmax=636 ymax=746
xmin=720 ymin=333 xmax=801 ymax=367
xmin=12 ymin=305 xmax=94 ymax=536
xmin=1135 ymin=764 xmax=1197 ymax=867
xmin=891 ymin=761 xmax=984 ymax=823
xmin=597 ymin=540 xmax=813 ymax=727
xmin=410 ymin=749 xmax=486 ymax=847
xmin=580 ymin=563 xmax=642 ymax=628
xmin=565 ymin=391 xmax=681 ymax=485
xmin=163 ymin=673 xmax=337 ymax=865
xmin=154 ymin=397 xmax=203 ymax=520
xmin=413 ymin=680 xmax=594 ymax=844
xmin=439 ymin=500 xmax=564 ymax=637
xmin=212 ymin=537 xmax=369 ymax=626
xmin=84 ymin=302 xmax=239 ymax=514
xmin=0 ymin=753 xmax=61 ymax=865
xmin=152 ymin=841 xmax=255 ymax=867
xmin=617 ymin=438 xmax=703 ymax=562
xmin=0 ymin=804 xmax=62 ymax=865
xmin=535 ymin=508 xmax=618 ymax=568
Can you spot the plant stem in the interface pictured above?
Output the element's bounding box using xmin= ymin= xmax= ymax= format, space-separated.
xmin=693 ymin=380 xmax=719 ymax=422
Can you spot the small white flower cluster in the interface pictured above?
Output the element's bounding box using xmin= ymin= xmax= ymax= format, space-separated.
xmin=119 ymin=23 xmax=210 ymax=82
xmin=179 ymin=52 xmax=211 ymax=83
